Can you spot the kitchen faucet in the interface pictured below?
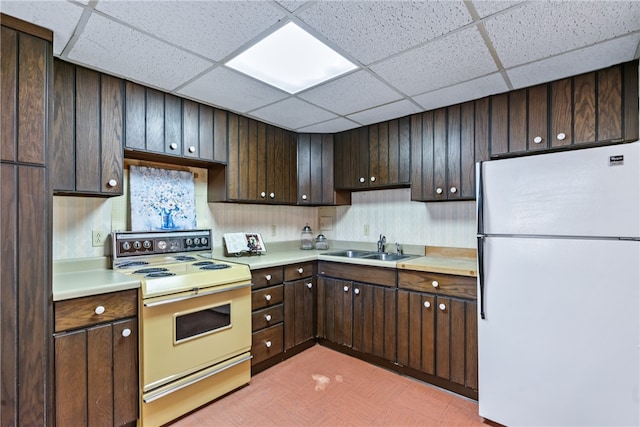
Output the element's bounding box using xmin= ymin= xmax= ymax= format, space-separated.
xmin=377 ymin=234 xmax=386 ymax=253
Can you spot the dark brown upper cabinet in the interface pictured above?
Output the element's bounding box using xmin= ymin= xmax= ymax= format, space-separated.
xmin=411 ymin=98 xmax=489 ymax=202
xmin=490 ymin=60 xmax=638 ymax=157
xmin=210 ymin=113 xmax=296 ymax=205
xmin=52 ymin=60 xmax=124 ymax=196
xmin=297 ymin=133 xmax=350 ymax=206
xmin=334 ymin=117 xmax=411 ymax=191
xmin=124 ymin=81 xmax=228 ymax=165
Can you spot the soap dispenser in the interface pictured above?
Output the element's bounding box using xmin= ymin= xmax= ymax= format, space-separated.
xmin=300 ymin=223 xmax=314 ymax=250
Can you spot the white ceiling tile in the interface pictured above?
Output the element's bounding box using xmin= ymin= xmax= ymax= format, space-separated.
xmin=95 ymin=0 xmax=285 ymax=61
xmin=276 ymin=1 xmax=309 ymax=13
xmin=507 ymin=33 xmax=640 ymax=89
xmin=298 ymin=1 xmax=472 ymax=65
xmin=298 ymin=70 xmax=402 ymax=115
xmin=67 ymin=13 xmax=212 ymax=90
xmin=347 ymin=99 xmax=421 ymax=126
xmin=413 ymin=73 xmax=508 ymax=111
xmin=485 ymin=0 xmax=640 ymax=68
xmin=178 ymin=67 xmax=288 ymax=114
xmin=371 ymin=26 xmax=497 ymax=96
xmin=297 ymin=117 xmax=361 ymax=134
xmin=0 ymin=0 xmax=84 ymax=55
xmin=250 ymin=98 xmax=337 ymax=130
xmin=471 ymin=1 xmax=525 ymax=18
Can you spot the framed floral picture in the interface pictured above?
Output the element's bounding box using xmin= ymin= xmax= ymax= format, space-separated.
xmin=129 ymin=166 xmax=197 ymax=231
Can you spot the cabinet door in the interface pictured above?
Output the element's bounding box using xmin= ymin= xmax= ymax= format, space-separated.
xmin=297 ymin=133 xmax=313 ymax=204
xmin=369 ymin=117 xmax=411 ymax=188
xmin=352 ymin=283 xmax=396 ymax=361
xmin=164 ymin=93 xmax=182 ymax=155
xmin=100 ymin=74 xmax=123 ymax=195
xmin=55 ymin=329 xmax=88 ymax=426
xmin=75 ymin=67 xmax=101 ymax=193
xmin=51 ymin=59 xmax=75 ymax=191
xmin=317 ymin=277 xmax=352 ymax=347
xmin=397 ymin=290 xmax=436 ymax=375
xmin=112 ymin=318 xmax=138 ymax=426
xmin=145 ymin=88 xmax=164 ymax=153
xmin=124 ymin=81 xmax=145 ymax=150
xmin=334 ymin=127 xmax=368 ymax=190
xmin=267 ymin=126 xmax=296 ymax=204
xmin=182 ymin=99 xmax=199 ymax=159
xmin=284 ymin=278 xmax=315 ymax=350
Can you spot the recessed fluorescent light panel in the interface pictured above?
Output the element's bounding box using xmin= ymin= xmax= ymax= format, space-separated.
xmin=225 ymin=22 xmax=357 ymax=94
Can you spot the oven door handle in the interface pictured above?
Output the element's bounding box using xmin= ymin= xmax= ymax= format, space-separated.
xmin=142 ymin=353 xmax=253 ymax=403
xmin=143 ymin=282 xmax=251 ymax=307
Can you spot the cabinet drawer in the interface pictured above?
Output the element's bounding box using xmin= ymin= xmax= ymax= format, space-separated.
xmin=284 ymin=262 xmax=314 ymax=281
xmin=251 ymin=285 xmax=284 ymax=310
xmin=251 ymin=323 xmax=284 ymax=365
xmin=54 ymin=289 xmax=137 ymax=333
xmin=252 ymin=304 xmax=284 ymax=332
xmin=398 ymin=271 xmax=476 ymax=299
xmin=252 ymin=267 xmax=284 ymax=289
xmin=318 ymin=261 xmax=396 ymax=287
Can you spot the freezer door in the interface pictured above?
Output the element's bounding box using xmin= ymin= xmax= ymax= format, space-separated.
xmin=480 ymin=142 xmax=639 ymax=237
xmin=478 ymin=237 xmax=639 ymax=426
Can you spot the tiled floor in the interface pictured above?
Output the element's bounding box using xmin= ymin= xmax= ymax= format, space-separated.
xmin=170 ymin=345 xmax=486 ymax=426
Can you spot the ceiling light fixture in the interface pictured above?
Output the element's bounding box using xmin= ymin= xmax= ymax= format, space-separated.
xmin=225 ymin=22 xmax=358 ymax=94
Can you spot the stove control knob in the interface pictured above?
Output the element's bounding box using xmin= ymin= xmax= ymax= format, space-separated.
xmin=143 ymin=240 xmax=151 ymax=249
xmin=186 ymin=238 xmax=193 ymax=246
xmin=201 ymin=237 xmax=208 ymax=246
xmin=94 ymin=306 xmax=105 ymax=315
xmin=194 ymin=238 xmax=201 ymax=246
xmin=157 ymin=241 xmax=167 ymax=250
xmin=133 ymin=241 xmax=142 ymax=250
xmin=122 ymin=242 xmax=131 ymax=251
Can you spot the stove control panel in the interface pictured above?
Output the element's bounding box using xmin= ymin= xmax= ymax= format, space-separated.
xmin=113 ymin=229 xmax=212 ymax=259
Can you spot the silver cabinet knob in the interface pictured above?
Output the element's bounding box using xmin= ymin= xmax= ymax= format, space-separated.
xmin=169 ymin=143 xmax=178 ymax=150
xmin=370 ymin=176 xmax=376 ymax=182
xmin=359 ymin=177 xmax=365 ymax=183
xmin=265 ymin=340 xmax=272 ymax=348
xmin=297 ymin=267 xmax=304 ymax=274
xmin=94 ymin=305 xmax=105 ymax=315
xmin=265 ymin=274 xmax=272 ymax=281
xmin=269 ymin=192 xmax=275 ymax=199
xmin=302 ymin=194 xmax=308 ymax=200
xmin=188 ymin=145 xmax=196 ymax=153
xmin=436 ymin=187 xmax=443 ymax=194
xmin=306 ymin=282 xmax=313 ymax=289
xmin=432 ymin=280 xmax=439 ymax=288
xmin=265 ymin=314 xmax=272 ymax=322
xmin=533 ymin=136 xmax=543 ymax=144
xmin=107 ymin=179 xmax=117 ymax=187
xmin=121 ymin=328 xmax=131 ymax=337
xmin=439 ymin=303 xmax=446 ymax=311
xmin=260 ymin=192 xmax=266 ymax=198
xmin=343 ymin=285 xmax=349 ymax=292
xmin=354 ymin=288 xmax=360 ymax=295
xmin=424 ymin=301 xmax=431 ymax=309
xmin=265 ymin=294 xmax=272 ymax=301
xmin=557 ymin=132 xmax=566 ymax=141
xmin=449 ymin=187 xmax=457 ymax=194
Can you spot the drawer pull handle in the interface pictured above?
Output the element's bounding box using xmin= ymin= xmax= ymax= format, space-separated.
xmin=94 ymin=305 xmax=105 ymax=315
xmin=297 ymin=267 xmax=304 ymax=274
xmin=265 ymin=294 xmax=272 ymax=301
xmin=265 ymin=274 xmax=272 ymax=281
xmin=122 ymin=328 xmax=131 ymax=338
xmin=306 ymin=282 xmax=313 ymax=289
xmin=439 ymin=303 xmax=446 ymax=311
xmin=424 ymin=301 xmax=431 ymax=309
xmin=265 ymin=314 xmax=272 ymax=322
xmin=343 ymin=285 xmax=349 ymax=292
xmin=432 ymin=280 xmax=439 ymax=288
xmin=265 ymin=340 xmax=272 ymax=348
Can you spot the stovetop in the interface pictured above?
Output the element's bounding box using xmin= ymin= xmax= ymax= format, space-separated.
xmin=112 ymin=230 xmax=252 ymax=298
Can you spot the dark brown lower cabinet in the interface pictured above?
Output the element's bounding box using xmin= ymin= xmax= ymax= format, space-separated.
xmin=284 ymin=277 xmax=315 ymax=350
xmin=54 ymin=290 xmax=138 ymax=427
xmin=316 ymin=276 xmax=353 ymax=347
xmin=352 ymin=282 xmax=396 ymax=361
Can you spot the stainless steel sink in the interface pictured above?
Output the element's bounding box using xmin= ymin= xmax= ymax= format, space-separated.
xmin=324 ymin=249 xmax=371 ymax=258
xmin=361 ymin=252 xmax=413 ymax=261
xmin=324 ymin=250 xmax=414 ymax=262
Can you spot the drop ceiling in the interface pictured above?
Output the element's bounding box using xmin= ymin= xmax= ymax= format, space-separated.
xmin=2 ymin=1 xmax=640 ymax=134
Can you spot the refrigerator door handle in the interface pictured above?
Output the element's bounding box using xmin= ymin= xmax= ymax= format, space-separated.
xmin=476 ymin=161 xmax=484 ymax=236
xmin=477 ymin=235 xmax=486 ymax=319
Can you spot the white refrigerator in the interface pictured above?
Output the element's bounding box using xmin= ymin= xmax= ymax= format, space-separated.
xmin=476 ymin=142 xmax=640 ymax=426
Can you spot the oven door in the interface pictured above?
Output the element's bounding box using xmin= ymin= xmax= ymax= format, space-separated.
xmin=140 ymin=280 xmax=251 ymax=392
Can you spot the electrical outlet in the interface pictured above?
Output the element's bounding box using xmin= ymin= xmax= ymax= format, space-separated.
xmin=270 ymin=225 xmax=277 ymax=236
xmin=92 ymin=230 xmax=105 ymax=247
xmin=363 ymin=224 xmax=370 ymax=236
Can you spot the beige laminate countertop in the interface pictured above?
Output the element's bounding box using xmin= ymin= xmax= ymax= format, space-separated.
xmin=53 ymin=242 xmax=476 ymax=301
